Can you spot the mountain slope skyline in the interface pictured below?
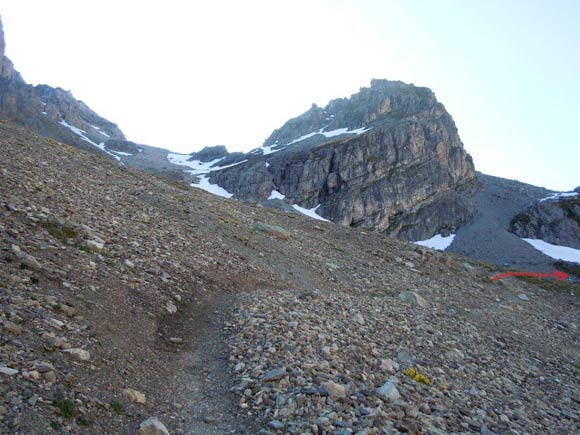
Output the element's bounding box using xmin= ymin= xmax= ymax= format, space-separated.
xmin=1 ymin=2 xmax=579 ymax=190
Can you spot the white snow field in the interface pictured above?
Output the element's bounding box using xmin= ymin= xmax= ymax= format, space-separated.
xmin=522 ymin=238 xmax=580 ymax=264
xmin=413 ymin=234 xmax=456 ymax=251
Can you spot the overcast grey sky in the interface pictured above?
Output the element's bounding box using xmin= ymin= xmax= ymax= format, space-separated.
xmin=2 ymin=0 xmax=579 ymax=190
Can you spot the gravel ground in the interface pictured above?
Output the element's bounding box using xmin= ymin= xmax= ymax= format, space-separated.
xmin=1 ymin=121 xmax=579 ymax=434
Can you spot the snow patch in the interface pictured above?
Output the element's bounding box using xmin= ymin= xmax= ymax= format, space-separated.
xmin=522 ymin=239 xmax=580 ymax=264
xmin=167 ymin=153 xmax=247 ymax=175
xmin=91 ymin=124 xmax=111 ymax=138
xmin=94 ymin=142 xmax=120 ymax=161
xmin=539 ymin=191 xmax=578 ymax=202
xmin=321 ymin=126 xmax=371 ymax=138
xmin=59 ymin=120 xmax=120 ymax=161
xmin=413 ymin=234 xmax=456 ymax=251
xmin=268 ymin=190 xmax=285 ymax=200
xmin=167 ymin=154 xmax=224 ymax=173
xmin=255 ymin=126 xmax=371 ymax=156
xmin=111 ymin=150 xmax=133 ymax=156
xmin=265 ymin=162 xmax=270 ymax=168
xmin=292 ymin=204 xmax=329 ymax=222
xmin=190 ymin=175 xmax=234 ymax=199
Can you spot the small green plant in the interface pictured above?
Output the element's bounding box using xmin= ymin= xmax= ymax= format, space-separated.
xmin=53 ymin=394 xmax=76 ymax=419
xmin=110 ymin=400 xmax=124 ymax=414
xmin=44 ymin=222 xmax=78 ymax=244
xmin=515 ymin=275 xmax=580 ymax=296
xmin=77 ymin=415 xmax=94 ymax=426
xmin=50 ymin=420 xmax=62 ymax=430
xmin=219 ymin=215 xmax=240 ymax=225
xmin=77 ymin=244 xmax=91 ymax=253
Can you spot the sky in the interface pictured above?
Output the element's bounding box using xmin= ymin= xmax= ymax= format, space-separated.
xmin=2 ymin=0 xmax=579 ymax=190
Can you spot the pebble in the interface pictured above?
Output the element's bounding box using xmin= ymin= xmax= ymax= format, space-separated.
xmin=399 ymin=291 xmax=429 ymax=308
xmin=380 ymin=358 xmax=396 ymax=372
xmin=62 ymin=348 xmax=91 ymax=361
xmin=353 ymin=312 xmax=365 ymax=325
xmin=123 ymin=388 xmax=146 ymax=404
xmin=377 ymin=379 xmax=401 ymax=401
xmin=269 ymin=420 xmax=285 ymax=430
xmin=321 ymin=380 xmax=346 ymax=399
xmin=2 ymin=321 xmax=22 ymax=335
xmin=517 ymin=294 xmax=529 ymax=301
xmin=166 ymin=301 xmax=178 ymax=314
xmin=137 ymin=416 xmax=170 ymax=435
xmin=0 ymin=367 xmax=18 ymax=377
xmin=86 ymin=239 xmax=105 ymax=252
xmin=262 ymin=367 xmax=286 ymax=382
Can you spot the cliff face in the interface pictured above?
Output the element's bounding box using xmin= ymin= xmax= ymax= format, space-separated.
xmin=510 ymin=188 xmax=580 ymax=249
xmin=210 ymin=80 xmax=477 ymax=240
xmin=0 ymin=16 xmax=125 ymax=153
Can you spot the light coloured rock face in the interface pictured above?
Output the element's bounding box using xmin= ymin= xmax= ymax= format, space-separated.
xmin=210 ymin=80 xmax=477 ymax=240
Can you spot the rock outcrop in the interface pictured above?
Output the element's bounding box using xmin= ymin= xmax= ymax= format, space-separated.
xmin=188 ymin=145 xmax=229 ymax=162
xmin=509 ymin=188 xmax=580 ymax=249
xmin=209 ymin=80 xmax=478 ymax=240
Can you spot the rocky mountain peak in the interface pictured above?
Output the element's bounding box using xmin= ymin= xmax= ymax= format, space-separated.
xmin=263 ymin=79 xmax=439 ymax=149
xmin=206 ymin=79 xmax=477 ymax=240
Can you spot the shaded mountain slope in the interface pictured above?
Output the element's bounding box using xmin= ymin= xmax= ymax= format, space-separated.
xmin=1 ymin=120 xmax=578 ymax=434
xmin=509 ymin=188 xmax=580 ymax=249
xmin=447 ymin=173 xmax=557 ymax=270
